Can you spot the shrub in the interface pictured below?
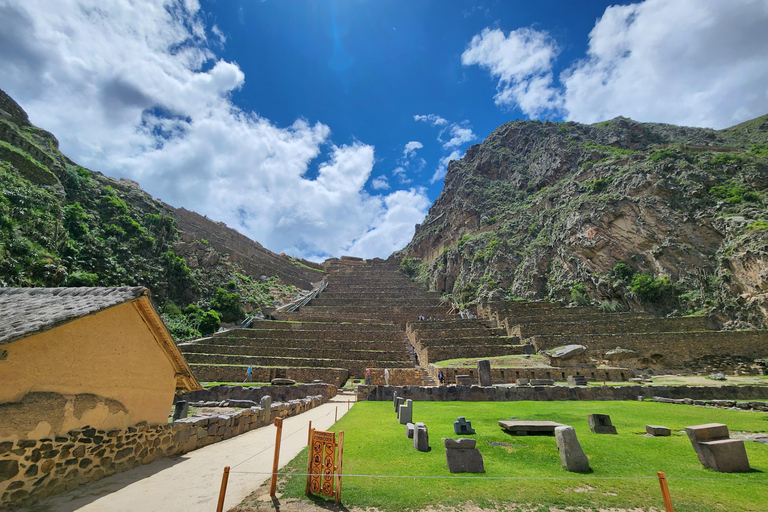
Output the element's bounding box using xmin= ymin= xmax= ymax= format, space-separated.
xmin=570 ymin=283 xmax=590 ymax=306
xmin=611 ymin=262 xmax=634 ymax=281
xmin=211 ymin=287 xmax=244 ymax=323
xmin=400 ymin=258 xmax=418 ymax=278
xmin=631 ymin=273 xmax=672 ymax=302
xmin=198 ymin=310 xmax=220 ymax=336
xmin=63 ymin=271 xmax=99 ymax=286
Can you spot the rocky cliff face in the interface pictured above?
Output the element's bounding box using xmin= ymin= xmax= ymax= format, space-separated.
xmin=402 ymin=115 xmax=768 ymax=327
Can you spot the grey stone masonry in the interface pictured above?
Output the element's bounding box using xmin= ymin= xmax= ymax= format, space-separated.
xmin=444 ymin=438 xmax=485 ymax=473
xmin=685 ymin=423 xmax=750 ymax=472
xmin=477 ymin=360 xmax=492 ymax=386
xmin=0 ymin=394 xmax=328 ymax=509
xmin=567 ymin=375 xmax=588 ymax=386
xmin=555 ymin=426 xmax=590 ymax=472
xmin=413 ymin=423 xmax=429 ymax=452
xmin=260 ymin=396 xmax=272 ymax=422
xmin=399 ymin=399 xmax=413 ymax=425
xmin=395 ymin=397 xmax=404 ymax=419
xmin=588 ymin=414 xmax=617 ymax=434
xmin=406 ymin=423 xmax=415 ymax=439
xmin=455 ymin=375 xmax=471 ymax=385
xmin=646 ymin=425 xmax=671 ymax=436
xmin=453 ymin=417 xmax=476 ymax=435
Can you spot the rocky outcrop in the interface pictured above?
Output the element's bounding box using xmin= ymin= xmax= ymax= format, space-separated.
xmin=403 ymin=114 xmax=768 ymax=327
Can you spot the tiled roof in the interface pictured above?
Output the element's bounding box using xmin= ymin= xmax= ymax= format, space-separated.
xmin=0 ymin=287 xmax=147 ymax=345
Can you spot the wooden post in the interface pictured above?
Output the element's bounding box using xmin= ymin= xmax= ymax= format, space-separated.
xmin=307 ymin=421 xmax=312 ymax=444
xmin=335 ymin=431 xmax=345 ymax=505
xmin=657 ymin=471 xmax=674 ymax=512
xmin=347 ymin=399 xmax=350 ymax=410
xmin=270 ymin=417 xmax=284 ymax=497
xmin=335 ymin=406 xmax=338 ymax=422
xmin=305 ymin=428 xmax=315 ymax=496
xmin=216 ymin=466 xmax=230 ymax=512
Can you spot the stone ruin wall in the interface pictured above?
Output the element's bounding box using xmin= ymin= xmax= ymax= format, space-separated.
xmin=427 ymin=366 xmax=637 ymax=385
xmin=531 ymin=330 xmax=768 ymax=369
xmin=0 ymin=385 xmax=336 ymax=509
xmin=358 ymin=384 xmax=768 ymax=403
xmin=190 ymin=365 xmax=349 ymax=387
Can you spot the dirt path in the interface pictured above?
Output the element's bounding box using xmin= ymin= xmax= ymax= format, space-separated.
xmin=22 ymin=395 xmax=355 ymax=512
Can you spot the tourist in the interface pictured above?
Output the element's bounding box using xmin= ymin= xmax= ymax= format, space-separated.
xmin=244 ymin=365 xmax=253 ymax=383
xmin=384 ymin=368 xmax=390 ymax=386
xmin=438 ymin=370 xmax=445 ymax=385
xmin=365 ymin=368 xmax=372 ymax=385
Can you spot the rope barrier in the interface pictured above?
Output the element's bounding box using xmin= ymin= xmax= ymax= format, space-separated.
xmin=230 ymin=408 xmax=336 ymax=469
xmin=226 ymin=471 xmax=768 ymax=482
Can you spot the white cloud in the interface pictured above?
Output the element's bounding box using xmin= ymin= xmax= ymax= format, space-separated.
xmin=463 ymin=0 xmax=768 ymax=128
xmin=346 ymin=188 xmax=430 ymax=259
xmin=431 ymin=150 xmax=462 ymax=184
xmin=371 ymin=175 xmax=390 ymax=190
xmin=403 ymin=140 xmax=423 ymax=159
xmin=0 ymin=0 xmax=430 ymax=259
xmin=392 ymin=166 xmax=411 ymax=184
xmin=443 ymin=125 xmax=476 ymax=149
xmin=413 ymin=114 xmax=448 ymax=126
xmin=461 ymin=27 xmax=563 ymax=117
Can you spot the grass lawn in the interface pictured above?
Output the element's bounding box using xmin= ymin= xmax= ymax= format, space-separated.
xmin=256 ymin=401 xmax=768 ymax=512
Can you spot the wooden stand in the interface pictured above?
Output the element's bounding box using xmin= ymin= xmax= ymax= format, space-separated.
xmin=305 ymin=428 xmax=345 ymax=504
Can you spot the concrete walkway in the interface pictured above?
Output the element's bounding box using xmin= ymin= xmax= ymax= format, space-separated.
xmin=23 ymin=395 xmax=356 ymax=512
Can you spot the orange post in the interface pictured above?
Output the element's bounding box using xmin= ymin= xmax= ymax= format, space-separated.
xmin=305 ymin=428 xmax=315 ymax=496
xmin=270 ymin=417 xmax=284 ymax=496
xmin=216 ymin=466 xmax=230 ymax=512
xmin=657 ymin=471 xmax=674 ymax=512
xmin=335 ymin=431 xmax=345 ymax=505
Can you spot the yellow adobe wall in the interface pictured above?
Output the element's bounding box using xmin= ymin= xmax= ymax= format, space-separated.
xmin=0 ymin=302 xmax=176 ymax=436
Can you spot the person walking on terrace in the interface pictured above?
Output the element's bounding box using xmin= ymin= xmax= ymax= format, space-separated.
xmin=244 ymin=365 xmax=253 ymax=382
xmin=365 ymin=368 xmax=372 ymax=385
xmin=384 ymin=368 xmax=390 ymax=386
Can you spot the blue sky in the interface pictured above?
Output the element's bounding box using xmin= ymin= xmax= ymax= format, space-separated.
xmin=1 ymin=0 xmax=767 ymax=261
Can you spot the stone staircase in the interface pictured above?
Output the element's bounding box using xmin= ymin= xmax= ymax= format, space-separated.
xmin=180 ymin=257 xmax=453 ymax=386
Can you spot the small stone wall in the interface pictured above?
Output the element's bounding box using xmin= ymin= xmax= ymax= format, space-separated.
xmin=0 ymin=394 xmax=327 ymax=509
xmin=357 ymin=384 xmax=768 ymax=403
xmin=180 ymin=383 xmax=337 ymax=404
xmin=366 ymin=368 xmax=424 ymax=386
xmin=428 ymin=366 xmax=637 ymax=384
xmin=189 ymin=364 xmax=349 ymax=387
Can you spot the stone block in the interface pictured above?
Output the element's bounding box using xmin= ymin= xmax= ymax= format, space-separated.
xmin=567 ymin=375 xmax=587 ymax=386
xmin=453 ymin=417 xmax=476 ymax=435
xmin=646 ymin=425 xmax=671 ymax=436
xmin=588 ymin=414 xmax=617 ymax=434
xmin=393 ymin=391 xmax=399 ymax=411
xmin=477 ymin=360 xmax=492 ymax=386
xmin=395 ymin=397 xmax=404 ymax=417
xmin=444 ymin=438 xmax=476 ymax=449
xmin=530 ymin=379 xmax=554 ymax=386
xmin=398 ymin=399 xmax=413 ymax=425
xmin=445 ymin=438 xmax=484 ymax=473
xmin=685 ymin=423 xmax=751 ymax=472
xmin=413 ymin=423 xmax=429 ymax=452
xmin=555 ymin=426 xmax=590 ymax=472
xmin=406 ymin=423 xmax=415 ymax=439
xmin=516 ymin=378 xmax=529 ymax=386
xmin=455 ymin=375 xmax=471 ymax=386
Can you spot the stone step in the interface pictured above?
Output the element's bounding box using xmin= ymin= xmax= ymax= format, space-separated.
xmin=186 ymin=337 xmax=405 ymax=350
xmin=241 ymin=321 xmax=401 ymax=331
xmin=183 ymin=353 xmax=415 ymax=374
xmin=216 ymin=329 xmax=403 ymax=342
xmin=180 ymin=344 xmax=412 ymax=361
xmin=409 ymin=327 xmax=507 ymax=339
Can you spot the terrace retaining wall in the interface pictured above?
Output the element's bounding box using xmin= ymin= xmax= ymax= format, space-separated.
xmin=357 ymin=384 xmax=768 ymax=403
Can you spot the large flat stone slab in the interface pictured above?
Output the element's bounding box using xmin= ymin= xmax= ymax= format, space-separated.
xmin=499 ymin=420 xmax=566 ymax=436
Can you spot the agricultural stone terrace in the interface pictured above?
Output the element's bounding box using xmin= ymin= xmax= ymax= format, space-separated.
xmin=180 ymin=257 xmax=453 ymax=386
xmin=476 ymin=301 xmax=768 ymax=378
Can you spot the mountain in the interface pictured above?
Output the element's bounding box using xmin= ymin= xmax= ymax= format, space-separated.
xmin=401 ymin=114 xmax=768 ymax=328
xmin=0 ymin=89 xmax=324 ymax=338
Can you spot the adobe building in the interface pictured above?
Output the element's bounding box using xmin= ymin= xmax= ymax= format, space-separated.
xmin=0 ymin=287 xmax=201 ymax=443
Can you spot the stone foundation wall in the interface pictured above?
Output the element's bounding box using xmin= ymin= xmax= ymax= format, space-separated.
xmin=181 ymin=344 xmax=410 ymax=362
xmin=189 ymin=365 xmax=350 ymax=386
xmin=186 ymin=355 xmax=408 ymax=376
xmin=0 ymin=394 xmax=327 ymax=509
xmin=427 ymin=366 xmax=637 ymax=384
xmin=366 ymin=368 xmax=424 ymax=386
xmin=512 ymin=316 xmax=711 ymax=338
xmin=190 ymin=337 xmax=404 ymax=350
xmin=357 ymin=384 xmax=768 ymax=403
xmin=180 ymin=383 xmax=337 ymax=403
